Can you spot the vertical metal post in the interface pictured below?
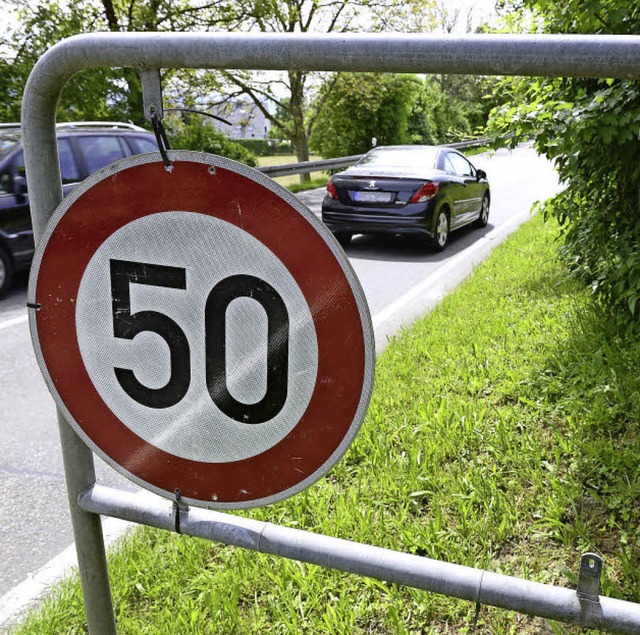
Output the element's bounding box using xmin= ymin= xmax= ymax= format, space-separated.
xmin=21 ymin=33 xmax=640 ymax=634
xmin=22 ymin=66 xmax=117 ymax=633
xmin=140 ymin=68 xmax=164 ymax=121
xmin=57 ymin=415 xmax=116 ymax=634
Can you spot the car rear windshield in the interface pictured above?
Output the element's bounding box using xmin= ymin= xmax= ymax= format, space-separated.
xmin=356 ymin=147 xmax=439 ymax=169
xmin=0 ymin=128 xmax=21 ymax=159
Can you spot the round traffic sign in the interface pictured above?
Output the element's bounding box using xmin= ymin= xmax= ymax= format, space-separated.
xmin=28 ymin=151 xmax=374 ymax=509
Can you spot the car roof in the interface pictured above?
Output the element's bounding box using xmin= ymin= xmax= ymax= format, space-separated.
xmin=366 ymin=144 xmax=440 ymax=154
xmin=0 ymin=121 xmax=152 ymax=141
xmin=55 ymin=121 xmax=150 ymax=133
xmin=368 ymin=144 xmax=439 ymax=150
xmin=354 ymin=145 xmax=442 ymax=168
xmin=0 ymin=121 xmax=154 ymax=160
xmin=365 ymin=144 xmax=465 ymax=156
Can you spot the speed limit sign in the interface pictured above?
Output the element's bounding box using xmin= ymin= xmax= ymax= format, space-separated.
xmin=28 ymin=151 xmax=374 ymax=509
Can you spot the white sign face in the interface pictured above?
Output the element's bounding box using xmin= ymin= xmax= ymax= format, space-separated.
xmin=76 ymin=212 xmax=319 ymax=463
xmin=29 ymin=151 xmax=374 ymax=509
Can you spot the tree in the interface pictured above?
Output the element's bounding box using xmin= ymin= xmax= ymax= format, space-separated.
xmin=488 ymin=0 xmax=640 ymax=325
xmin=0 ymin=0 xmax=119 ymax=122
xmin=197 ymin=0 xmax=437 ymax=180
xmin=0 ymin=0 xmax=250 ymax=124
xmin=2 ymin=0 xmax=437 ymax=181
xmin=309 ymin=73 xmax=421 ymax=158
xmin=0 ymin=0 xmax=256 ymax=164
xmin=309 ymin=72 xmax=502 ymax=157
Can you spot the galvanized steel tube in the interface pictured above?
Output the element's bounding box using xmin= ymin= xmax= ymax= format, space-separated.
xmin=22 ymin=32 xmax=640 ymax=635
xmin=57 ymin=421 xmax=116 ymax=634
xmin=21 ymin=33 xmax=640 ymax=238
xmin=79 ymin=485 xmax=640 ymax=634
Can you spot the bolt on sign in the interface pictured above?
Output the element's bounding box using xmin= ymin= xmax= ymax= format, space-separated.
xmin=28 ymin=152 xmax=374 ymax=509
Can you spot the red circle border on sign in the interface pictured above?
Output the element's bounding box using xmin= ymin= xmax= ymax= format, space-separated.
xmin=30 ymin=153 xmax=372 ymax=508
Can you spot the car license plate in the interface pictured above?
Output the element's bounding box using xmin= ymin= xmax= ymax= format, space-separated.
xmin=354 ymin=191 xmax=392 ymax=203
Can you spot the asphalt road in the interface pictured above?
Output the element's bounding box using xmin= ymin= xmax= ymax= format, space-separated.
xmin=0 ymin=143 xmax=560 ymax=621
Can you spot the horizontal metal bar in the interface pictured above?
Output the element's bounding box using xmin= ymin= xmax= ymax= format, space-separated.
xmin=27 ymin=32 xmax=640 ymax=79
xmin=258 ymin=139 xmax=493 ymax=177
xmin=79 ymin=485 xmax=640 ymax=634
xmin=22 ymin=33 xmax=640 ymax=240
xmin=258 ymin=155 xmax=363 ymax=177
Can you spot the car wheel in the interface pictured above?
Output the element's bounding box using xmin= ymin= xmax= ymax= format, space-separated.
xmin=0 ymin=247 xmax=13 ymax=298
xmin=474 ymin=195 xmax=490 ymax=228
xmin=333 ymin=232 xmax=352 ymax=247
xmin=433 ymin=210 xmax=449 ymax=251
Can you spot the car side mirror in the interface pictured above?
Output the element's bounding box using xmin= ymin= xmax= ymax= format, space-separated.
xmin=476 ymin=169 xmax=487 ymax=180
xmin=14 ymin=174 xmax=28 ymax=200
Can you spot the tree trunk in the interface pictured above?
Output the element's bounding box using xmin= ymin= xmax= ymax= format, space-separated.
xmin=294 ymin=131 xmax=311 ymax=183
xmin=289 ymin=71 xmax=311 ymax=183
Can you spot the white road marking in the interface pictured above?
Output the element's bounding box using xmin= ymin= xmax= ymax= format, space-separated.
xmin=0 ymin=314 xmax=27 ymax=331
xmin=0 ymin=515 xmax=132 ymax=628
xmin=373 ymin=206 xmax=532 ymax=330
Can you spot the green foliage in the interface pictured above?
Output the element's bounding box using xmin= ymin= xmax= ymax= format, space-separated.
xmin=310 ymin=73 xmax=504 ymax=158
xmin=423 ymin=75 xmax=503 ymax=143
xmin=0 ymin=0 xmax=218 ymax=124
xmin=518 ymin=0 xmax=639 ymax=35
xmin=309 ymin=74 xmax=422 ymax=157
xmin=0 ymin=0 xmax=130 ymax=123
xmin=407 ymin=78 xmax=479 ymax=144
xmin=0 ymin=0 xmax=269 ymax=125
xmin=489 ymin=0 xmax=640 ymax=327
xmin=164 ymin=116 xmax=258 ymax=166
xmin=234 ymin=138 xmax=277 ymax=156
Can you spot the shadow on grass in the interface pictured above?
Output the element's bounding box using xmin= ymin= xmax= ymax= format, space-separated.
xmin=522 ymin=303 xmax=640 ymax=602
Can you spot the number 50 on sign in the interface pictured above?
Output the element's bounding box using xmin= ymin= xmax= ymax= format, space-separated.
xmin=29 ymin=152 xmax=374 ymax=509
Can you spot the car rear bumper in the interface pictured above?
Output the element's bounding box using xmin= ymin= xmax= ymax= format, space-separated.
xmin=322 ymin=202 xmax=435 ymax=237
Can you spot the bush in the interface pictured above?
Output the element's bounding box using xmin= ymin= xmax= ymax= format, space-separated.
xmin=489 ymin=78 xmax=640 ymax=328
xmin=234 ymin=139 xmax=276 ymax=157
xmin=309 ymin=74 xmax=421 ymax=158
xmin=309 ymin=73 xmax=501 ymax=158
xmin=487 ymin=0 xmax=640 ymax=329
xmin=164 ymin=116 xmax=258 ymax=167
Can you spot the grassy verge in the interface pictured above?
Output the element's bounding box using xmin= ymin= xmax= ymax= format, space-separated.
xmin=285 ymin=176 xmax=328 ymax=193
xmin=256 ymin=154 xmax=327 ymax=190
xmin=14 ymin=214 xmax=640 ymax=634
xmin=458 ymin=144 xmax=490 ymax=156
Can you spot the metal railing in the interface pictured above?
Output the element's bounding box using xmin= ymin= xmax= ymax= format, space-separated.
xmin=80 ymin=484 xmax=640 ymax=634
xmin=258 ymin=138 xmax=492 ymax=178
xmin=21 ymin=33 xmax=640 ymax=635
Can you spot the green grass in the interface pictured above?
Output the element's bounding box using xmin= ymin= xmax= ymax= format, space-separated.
xmin=458 ymin=144 xmax=490 ymax=156
xmin=12 ymin=214 xmax=640 ymax=634
xmin=256 ymin=154 xmax=327 ymax=189
xmin=285 ymin=177 xmax=328 ymax=193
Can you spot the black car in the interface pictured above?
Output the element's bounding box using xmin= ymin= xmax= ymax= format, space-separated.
xmin=321 ymin=145 xmax=490 ymax=251
xmin=0 ymin=121 xmax=159 ymax=296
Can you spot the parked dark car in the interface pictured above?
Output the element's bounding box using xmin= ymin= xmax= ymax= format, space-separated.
xmin=0 ymin=121 xmax=159 ymax=296
xmin=321 ymin=145 xmax=490 ymax=251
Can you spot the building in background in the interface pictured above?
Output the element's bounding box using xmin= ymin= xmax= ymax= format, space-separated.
xmin=211 ymin=97 xmax=271 ymax=140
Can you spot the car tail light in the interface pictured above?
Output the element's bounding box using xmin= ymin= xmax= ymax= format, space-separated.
xmin=409 ymin=181 xmax=439 ymax=203
xmin=326 ymin=179 xmax=338 ymax=200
